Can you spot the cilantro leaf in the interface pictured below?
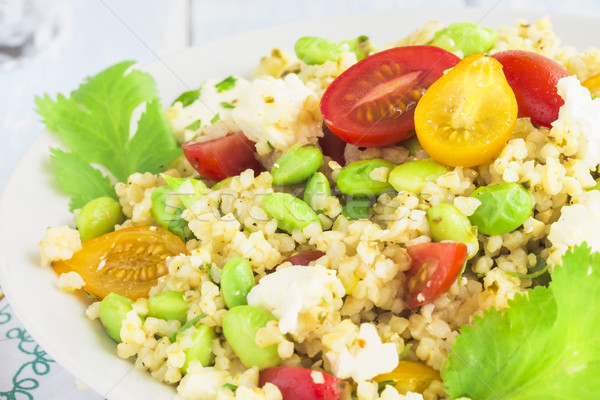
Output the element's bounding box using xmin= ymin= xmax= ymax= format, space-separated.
xmin=215 ymin=76 xmax=237 ymax=92
xmin=220 ymin=101 xmax=235 ymax=109
xmin=49 ymin=149 xmax=117 ymax=211
xmin=35 ymin=61 xmax=181 ymax=208
xmin=172 ymin=89 xmax=200 ymax=107
xmin=443 ymin=243 xmax=600 ymax=399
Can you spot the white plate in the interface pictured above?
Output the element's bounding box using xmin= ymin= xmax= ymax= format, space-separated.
xmin=1 ymin=7 xmax=598 ymax=400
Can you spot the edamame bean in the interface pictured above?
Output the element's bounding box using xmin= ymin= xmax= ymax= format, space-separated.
xmin=339 ymin=35 xmax=376 ymax=61
xmin=427 ymin=203 xmax=479 ymax=258
xmin=303 ymin=172 xmax=331 ymax=211
xmin=336 ymin=159 xmax=395 ymax=196
xmin=162 ymin=174 xmax=207 ymax=209
xmin=468 ymin=182 xmax=533 ymax=235
xmin=182 ymin=325 xmax=216 ymax=374
xmin=76 ymin=197 xmax=125 ymax=241
xmin=432 ymin=22 xmax=497 ymax=56
xmin=148 ymin=290 xmax=188 ymax=324
xmin=261 ymin=193 xmax=321 ymax=233
xmin=388 ymin=159 xmax=450 ymax=194
xmin=403 ymin=135 xmax=423 ymax=156
xmin=221 ymin=258 xmax=255 ymax=309
xmin=99 ymin=292 xmax=134 ymax=343
xmin=271 ymin=144 xmax=323 ymax=186
xmin=222 ymin=305 xmax=282 ymax=369
xmin=342 ymin=197 xmax=371 ymax=220
xmin=295 ymin=36 xmax=344 ymax=65
xmin=151 ymin=186 xmax=187 ymax=241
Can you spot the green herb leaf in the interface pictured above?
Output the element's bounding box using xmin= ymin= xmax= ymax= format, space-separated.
xmin=49 ymin=149 xmax=117 ymax=211
xmin=36 ymin=61 xmax=181 ymax=207
xmin=172 ymin=89 xmax=201 ymax=107
xmin=220 ymin=101 xmax=235 ymax=109
xmin=185 ymin=119 xmax=202 ymax=131
xmin=210 ymin=113 xmax=220 ymax=124
xmin=215 ymin=76 xmax=237 ymax=93
xmin=443 ymin=243 xmax=600 ymax=399
xmin=223 ymin=383 xmax=238 ymax=392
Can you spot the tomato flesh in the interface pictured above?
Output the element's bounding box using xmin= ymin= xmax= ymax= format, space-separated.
xmin=259 ymin=366 xmax=345 ymax=400
xmin=281 ymin=250 xmax=325 ymax=266
xmin=52 ymin=226 xmax=187 ymax=299
xmin=319 ymin=123 xmax=347 ymax=166
xmin=414 ymin=54 xmax=518 ymax=167
xmin=405 ymin=242 xmax=467 ymax=308
xmin=182 ymin=131 xmax=263 ymax=181
xmin=582 ymin=72 xmax=600 ymax=98
xmin=320 ymin=46 xmax=460 ymax=147
xmin=493 ymin=50 xmax=569 ymax=128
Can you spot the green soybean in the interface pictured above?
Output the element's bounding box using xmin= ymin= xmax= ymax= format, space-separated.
xmin=99 ymin=293 xmax=134 ymax=343
xmin=148 ymin=291 xmax=188 ymax=324
xmin=403 ymin=135 xmax=423 ymax=156
xmin=182 ymin=325 xmax=216 ymax=374
xmin=432 ymin=22 xmax=498 ymax=56
xmin=76 ymin=197 xmax=125 ymax=241
xmin=295 ymin=36 xmax=344 ymax=65
xmin=222 ymin=305 xmax=281 ymax=369
xmin=303 ymin=172 xmax=331 ymax=211
xmin=161 ymin=174 xmax=207 ymax=209
xmin=336 ymin=159 xmax=395 ymax=197
xmin=151 ymin=186 xmax=187 ymax=241
xmin=342 ymin=197 xmax=371 ymax=220
xmin=388 ymin=159 xmax=450 ymax=194
xmin=427 ymin=203 xmax=479 ymax=259
xmin=469 ymin=182 xmax=533 ymax=235
xmin=339 ymin=35 xmax=376 ymax=61
xmin=221 ymin=258 xmax=255 ymax=309
xmin=271 ymin=144 xmax=323 ymax=186
xmin=261 ymin=193 xmax=321 ymax=233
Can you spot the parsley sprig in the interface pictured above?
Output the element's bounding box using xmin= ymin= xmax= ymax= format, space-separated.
xmin=36 ymin=61 xmax=181 ymax=211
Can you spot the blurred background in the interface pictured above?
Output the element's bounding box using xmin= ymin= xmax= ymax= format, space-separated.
xmin=1 ymin=0 xmax=600 ymax=398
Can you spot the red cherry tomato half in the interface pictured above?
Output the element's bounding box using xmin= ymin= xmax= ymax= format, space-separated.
xmin=259 ymin=366 xmax=345 ymax=400
xmin=405 ymin=242 xmax=468 ymax=308
xmin=182 ymin=132 xmax=263 ymax=181
xmin=319 ymin=123 xmax=347 ymax=166
xmin=493 ymin=50 xmax=569 ymax=128
xmin=281 ymin=250 xmax=325 ymax=266
xmin=320 ymin=46 xmax=461 ymax=147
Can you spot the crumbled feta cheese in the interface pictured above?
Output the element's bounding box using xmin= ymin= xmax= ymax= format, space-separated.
xmin=369 ymin=167 xmax=390 ymax=182
xmin=38 ymin=225 xmax=82 ymax=267
xmin=177 ymin=366 xmax=230 ymax=400
xmin=325 ymin=323 xmax=399 ymax=381
xmin=56 ymin=271 xmax=86 ymax=292
xmin=246 ymin=265 xmax=345 ymax=336
xmin=231 ymin=74 xmax=322 ymax=155
xmin=552 ymin=75 xmax=600 ymax=169
xmin=166 ymin=76 xmax=251 ymax=142
xmin=548 ymin=190 xmax=600 ymax=264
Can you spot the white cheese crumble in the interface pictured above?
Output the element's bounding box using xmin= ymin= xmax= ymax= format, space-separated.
xmin=38 ymin=225 xmax=82 ymax=267
xmin=548 ymin=189 xmax=600 ymax=264
xmin=231 ymin=74 xmax=322 ymax=155
xmin=177 ymin=366 xmax=230 ymax=400
xmin=56 ymin=271 xmax=86 ymax=292
xmin=325 ymin=323 xmax=399 ymax=382
xmin=246 ymin=265 xmax=345 ymax=336
xmin=552 ymin=75 xmax=600 ymax=169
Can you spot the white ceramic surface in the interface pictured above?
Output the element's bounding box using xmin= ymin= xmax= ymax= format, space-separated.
xmin=1 ymin=8 xmax=598 ymax=400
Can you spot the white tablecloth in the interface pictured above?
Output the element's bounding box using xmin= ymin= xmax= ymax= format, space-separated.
xmin=1 ymin=0 xmax=599 ymax=398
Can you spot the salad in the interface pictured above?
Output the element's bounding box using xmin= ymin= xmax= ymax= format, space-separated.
xmin=35 ymin=16 xmax=600 ymax=400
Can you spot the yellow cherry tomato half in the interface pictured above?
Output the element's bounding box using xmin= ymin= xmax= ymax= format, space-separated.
xmin=582 ymin=72 xmax=600 ymax=98
xmin=414 ymin=53 xmax=518 ymax=167
xmin=374 ymin=360 xmax=441 ymax=394
xmin=53 ymin=226 xmax=187 ymax=299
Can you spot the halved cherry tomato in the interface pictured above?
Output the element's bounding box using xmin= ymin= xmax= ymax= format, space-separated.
xmin=374 ymin=360 xmax=441 ymax=395
xmin=281 ymin=250 xmax=325 ymax=266
xmin=53 ymin=226 xmax=187 ymax=299
xmin=582 ymin=72 xmax=600 ymax=98
xmin=259 ymin=366 xmax=345 ymax=400
xmin=320 ymin=46 xmax=460 ymax=147
xmin=405 ymin=242 xmax=467 ymax=308
xmin=493 ymin=50 xmax=569 ymax=128
xmin=182 ymin=131 xmax=263 ymax=181
xmin=319 ymin=123 xmax=347 ymax=166
xmin=414 ymin=54 xmax=518 ymax=167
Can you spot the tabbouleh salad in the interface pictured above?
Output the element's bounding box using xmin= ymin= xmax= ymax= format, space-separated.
xmin=37 ymin=16 xmax=600 ymax=400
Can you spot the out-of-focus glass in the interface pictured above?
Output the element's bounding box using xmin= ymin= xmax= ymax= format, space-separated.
xmin=0 ymin=0 xmax=60 ymax=68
